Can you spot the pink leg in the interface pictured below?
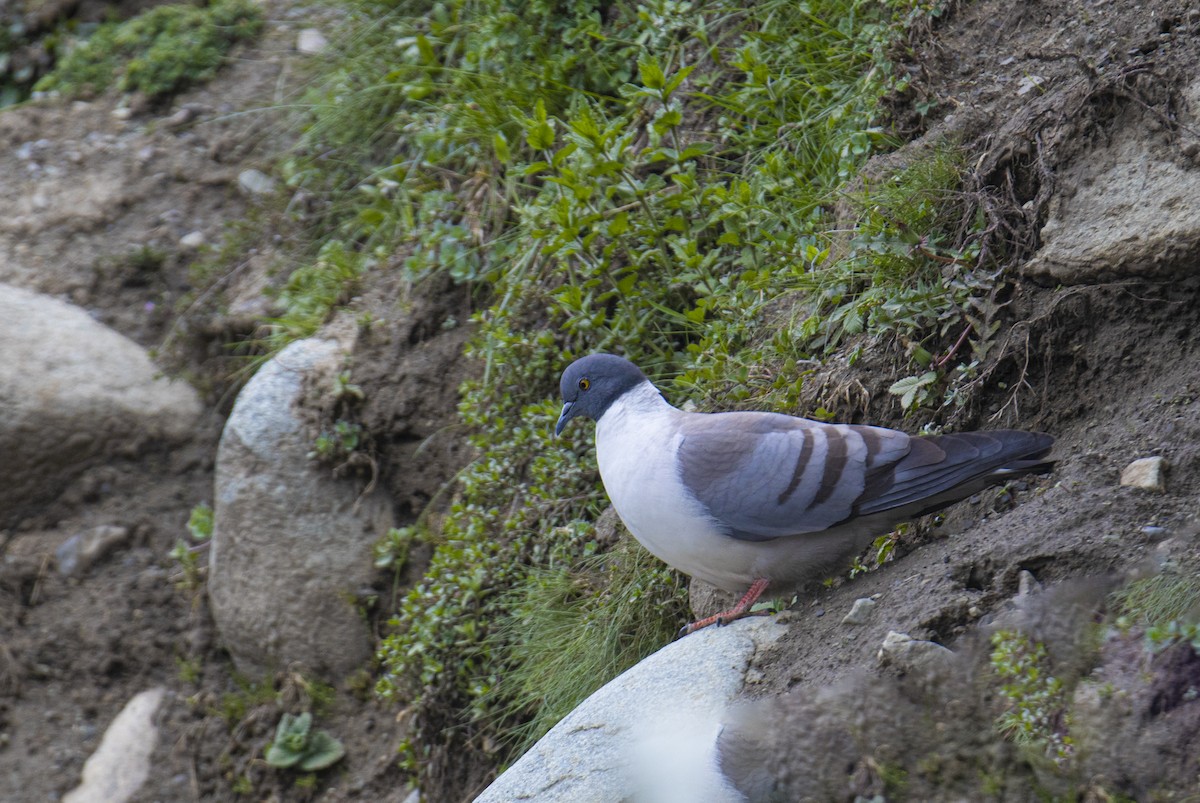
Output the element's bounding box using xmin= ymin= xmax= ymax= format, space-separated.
xmin=677 ymin=578 xmax=772 ymax=638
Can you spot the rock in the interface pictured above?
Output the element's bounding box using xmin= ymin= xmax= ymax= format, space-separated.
xmin=297 ymin=28 xmax=328 ymax=54
xmin=1120 ymin=456 xmax=1166 ymax=492
xmin=1017 ymin=569 xmax=1042 ymax=598
xmin=179 ymin=230 xmax=206 ymax=249
xmin=877 ymin=631 xmax=954 ymax=672
xmin=1024 ymin=78 xmax=1200 ymax=283
xmin=476 ymin=616 xmax=785 ymax=803
xmin=63 ymin=687 xmax=165 ymax=803
xmin=208 ymin=338 xmax=394 ymax=679
xmin=237 ymin=168 xmax=276 ymax=195
xmin=0 ymin=284 xmax=202 ymax=525
xmin=841 ymin=597 xmax=876 ymax=626
xmin=55 ymin=525 xmax=131 ymax=577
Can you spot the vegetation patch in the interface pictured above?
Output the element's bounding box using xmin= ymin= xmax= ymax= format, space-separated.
xmin=214 ymin=0 xmax=1012 ymax=792
xmin=34 ymin=0 xmax=262 ymax=102
xmin=990 ymin=629 xmax=1072 ymax=764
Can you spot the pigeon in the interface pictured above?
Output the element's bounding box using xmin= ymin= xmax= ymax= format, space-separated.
xmin=555 ymin=353 xmax=1055 ymax=635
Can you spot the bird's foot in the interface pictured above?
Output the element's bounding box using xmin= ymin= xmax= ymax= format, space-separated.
xmin=676 ymin=578 xmax=772 ymax=638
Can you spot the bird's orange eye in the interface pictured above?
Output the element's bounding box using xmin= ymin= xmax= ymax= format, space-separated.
xmin=578 ymin=378 xmax=590 ymax=391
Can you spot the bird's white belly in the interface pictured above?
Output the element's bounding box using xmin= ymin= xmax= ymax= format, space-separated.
xmin=596 ymin=406 xmax=760 ymax=592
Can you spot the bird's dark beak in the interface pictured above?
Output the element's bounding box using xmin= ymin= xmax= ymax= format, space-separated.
xmin=554 ymin=401 xmax=575 ymax=437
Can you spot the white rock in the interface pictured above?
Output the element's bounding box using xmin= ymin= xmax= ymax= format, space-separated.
xmin=1017 ymin=569 xmax=1042 ymax=598
xmin=1120 ymin=456 xmax=1166 ymax=492
xmin=64 ymin=687 xmax=166 ymax=803
xmin=237 ymin=168 xmax=276 ymax=196
xmin=0 ymin=284 xmax=202 ymax=524
xmin=297 ymin=28 xmax=328 ymax=54
xmin=841 ymin=597 xmax=876 ymax=625
xmin=208 ymin=338 xmax=394 ymax=679
xmin=476 ymin=617 xmax=785 ymax=803
xmin=180 ymin=230 xmax=206 ymax=249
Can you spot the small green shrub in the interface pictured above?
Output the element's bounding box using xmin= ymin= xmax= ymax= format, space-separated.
xmin=264 ymin=712 xmax=346 ymax=772
xmin=169 ymin=502 xmax=214 ymax=590
xmin=34 ymin=0 xmax=263 ymax=101
xmin=990 ymin=630 xmax=1072 ymax=764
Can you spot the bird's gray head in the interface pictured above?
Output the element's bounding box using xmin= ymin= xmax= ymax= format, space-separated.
xmin=555 ymin=353 xmax=648 ymax=436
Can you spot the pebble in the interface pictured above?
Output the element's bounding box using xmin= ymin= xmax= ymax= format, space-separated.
xmin=877 ymin=631 xmax=954 ymax=672
xmin=841 ymin=597 xmax=876 ymax=626
xmin=237 ymin=168 xmax=276 ymax=195
xmin=180 ymin=231 xmax=206 ymax=249
xmin=1119 ymin=456 xmax=1166 ymax=492
xmin=55 ymin=526 xmax=131 ymax=577
xmin=1017 ymin=569 xmax=1042 ymax=597
xmin=297 ymin=28 xmax=328 ymax=54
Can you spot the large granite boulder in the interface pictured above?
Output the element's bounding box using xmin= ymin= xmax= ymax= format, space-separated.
xmin=476 ymin=617 xmax=785 ymax=803
xmin=0 ymin=283 xmax=201 ymax=525
xmin=208 ymin=337 xmax=394 ymax=679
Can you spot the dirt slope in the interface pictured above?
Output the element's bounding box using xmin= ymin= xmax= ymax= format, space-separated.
xmin=1 ymin=0 xmax=1199 ymax=800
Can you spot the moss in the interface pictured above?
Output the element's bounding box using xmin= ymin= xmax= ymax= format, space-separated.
xmin=34 ymin=0 xmax=262 ymax=102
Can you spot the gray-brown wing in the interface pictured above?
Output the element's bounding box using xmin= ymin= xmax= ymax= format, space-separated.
xmin=676 ymin=412 xmax=912 ymax=541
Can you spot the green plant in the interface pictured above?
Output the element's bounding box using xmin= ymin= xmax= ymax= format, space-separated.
xmin=218 ymin=675 xmax=278 ymax=725
xmin=264 ymin=712 xmax=345 ymax=771
xmin=1111 ymin=571 xmax=1200 ymax=629
xmin=170 ymin=502 xmax=214 ymax=590
xmin=489 ymin=538 xmax=688 ymax=751
xmin=1145 ymin=620 xmax=1200 ymax=654
xmin=989 ymin=630 xmax=1072 ymax=764
xmin=176 ymin=655 xmax=202 ymax=684
xmin=308 ymin=419 xmax=364 ymax=462
xmin=34 ymin=0 xmax=262 ymax=101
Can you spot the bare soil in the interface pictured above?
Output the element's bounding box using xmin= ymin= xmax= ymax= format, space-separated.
xmin=2 ymin=0 xmax=1199 ymax=800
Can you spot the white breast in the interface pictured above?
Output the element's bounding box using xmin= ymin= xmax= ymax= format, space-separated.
xmin=594 ymin=383 xmax=761 ymax=592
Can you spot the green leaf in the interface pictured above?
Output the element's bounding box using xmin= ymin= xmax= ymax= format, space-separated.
xmin=638 ymin=56 xmax=665 ymax=89
xmin=888 ymin=372 xmax=938 ymax=410
xmin=525 ymin=99 xmax=555 ymax=150
xmin=299 ymin=730 xmax=346 ymax=771
xmin=415 ymin=34 xmax=437 ymax=66
xmin=662 ymin=63 xmax=696 ymax=97
xmin=492 ymin=131 xmax=510 ymax=164
xmin=265 ymin=741 xmax=301 ymax=768
xmin=607 ymin=211 xmax=629 ymax=237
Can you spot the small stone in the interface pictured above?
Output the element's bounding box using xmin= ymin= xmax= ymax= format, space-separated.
xmin=1120 ymin=456 xmax=1167 ymax=492
xmin=63 ymin=687 xmax=165 ymax=803
xmin=1017 ymin=569 xmax=1042 ymax=597
xmin=237 ymin=168 xmax=276 ymax=196
xmin=841 ymin=597 xmax=876 ymax=626
xmin=111 ymin=106 xmax=132 ymax=120
xmin=180 ymin=231 xmax=206 ymax=249
xmin=877 ymin=631 xmax=954 ymax=672
xmin=163 ymin=104 xmax=204 ymax=128
xmin=1016 ymin=75 xmax=1045 ymax=95
xmin=1141 ymin=525 xmax=1167 ymax=537
xmin=56 ymin=526 xmax=130 ymax=577
xmin=297 ymin=28 xmax=328 ymax=54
